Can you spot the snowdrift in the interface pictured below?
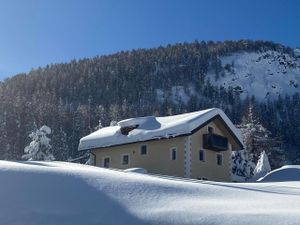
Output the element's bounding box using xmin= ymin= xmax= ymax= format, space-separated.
xmin=259 ymin=165 xmax=300 ymax=182
xmin=1 ymin=161 xmax=300 ymax=225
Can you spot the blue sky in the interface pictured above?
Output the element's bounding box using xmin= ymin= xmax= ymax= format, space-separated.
xmin=0 ymin=0 xmax=299 ymax=79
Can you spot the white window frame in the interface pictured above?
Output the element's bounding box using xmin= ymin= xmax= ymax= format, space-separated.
xmin=102 ymin=156 xmax=111 ymax=168
xmin=121 ymin=154 xmax=130 ymax=165
xmin=199 ymin=149 xmax=205 ymax=162
xmin=217 ymin=153 xmax=223 ymax=166
xmin=140 ymin=144 xmax=148 ymax=155
xmin=170 ymin=147 xmax=177 ymax=161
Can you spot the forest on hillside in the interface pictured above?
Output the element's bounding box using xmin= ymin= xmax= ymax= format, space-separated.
xmin=0 ymin=40 xmax=299 ymax=166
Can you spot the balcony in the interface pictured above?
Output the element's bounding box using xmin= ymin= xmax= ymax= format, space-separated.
xmin=203 ymin=134 xmax=228 ymax=151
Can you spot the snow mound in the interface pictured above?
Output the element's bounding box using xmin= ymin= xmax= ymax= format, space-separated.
xmin=1 ymin=160 xmax=300 ymax=225
xmin=259 ymin=165 xmax=300 ymax=182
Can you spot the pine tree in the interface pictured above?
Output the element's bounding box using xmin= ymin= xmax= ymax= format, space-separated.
xmin=22 ymin=125 xmax=55 ymax=161
xmin=237 ymin=105 xmax=284 ymax=174
xmin=94 ymin=120 xmax=103 ymax=131
xmin=52 ymin=126 xmax=69 ymax=160
xmin=253 ymin=151 xmax=271 ymax=179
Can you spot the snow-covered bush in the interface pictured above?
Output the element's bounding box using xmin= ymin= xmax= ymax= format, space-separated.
xmin=231 ymin=150 xmax=255 ymax=179
xmin=22 ymin=125 xmax=55 ymax=161
xmin=85 ymin=152 xmax=95 ymax=165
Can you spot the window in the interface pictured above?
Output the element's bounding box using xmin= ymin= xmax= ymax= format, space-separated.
xmin=217 ymin=154 xmax=223 ymax=166
xmin=140 ymin=145 xmax=147 ymax=155
xmin=103 ymin=157 xmax=110 ymax=168
xmin=199 ymin=150 xmax=205 ymax=162
xmin=208 ymin=126 xmax=214 ymax=134
xmin=122 ymin=154 xmax=129 ymax=165
xmin=170 ymin=148 xmax=177 ymax=160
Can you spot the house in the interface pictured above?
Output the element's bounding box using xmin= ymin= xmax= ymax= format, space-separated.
xmin=78 ymin=108 xmax=244 ymax=181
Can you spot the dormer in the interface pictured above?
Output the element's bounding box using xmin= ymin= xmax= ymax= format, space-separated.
xmin=117 ymin=116 xmax=155 ymax=135
xmin=120 ymin=125 xmax=139 ymax=135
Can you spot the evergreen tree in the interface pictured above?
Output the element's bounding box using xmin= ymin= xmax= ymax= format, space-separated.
xmin=22 ymin=125 xmax=55 ymax=161
xmin=237 ymin=105 xmax=284 ymax=173
xmin=52 ymin=127 xmax=69 ymax=160
xmin=94 ymin=120 xmax=103 ymax=131
xmin=253 ymin=151 xmax=271 ymax=179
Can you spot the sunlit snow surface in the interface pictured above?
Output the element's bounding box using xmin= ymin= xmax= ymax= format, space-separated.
xmin=207 ymin=51 xmax=300 ymax=100
xmin=1 ymin=160 xmax=300 ymax=225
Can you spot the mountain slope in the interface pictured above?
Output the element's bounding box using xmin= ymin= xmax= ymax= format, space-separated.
xmin=207 ymin=50 xmax=300 ymax=100
xmin=0 ymin=40 xmax=299 ymax=163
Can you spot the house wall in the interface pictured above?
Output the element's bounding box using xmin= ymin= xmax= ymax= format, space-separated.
xmin=91 ymin=118 xmax=235 ymax=182
xmin=92 ymin=136 xmax=186 ymax=177
xmin=190 ymin=119 xmax=232 ymax=182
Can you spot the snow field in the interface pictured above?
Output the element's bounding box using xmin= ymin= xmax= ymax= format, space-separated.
xmin=1 ymin=160 xmax=300 ymax=225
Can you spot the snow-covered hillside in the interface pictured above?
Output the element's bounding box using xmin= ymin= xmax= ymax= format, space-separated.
xmin=1 ymin=161 xmax=300 ymax=225
xmin=207 ymin=50 xmax=300 ymax=100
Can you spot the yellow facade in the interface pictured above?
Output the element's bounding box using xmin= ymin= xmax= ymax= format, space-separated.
xmin=190 ymin=119 xmax=232 ymax=181
xmin=91 ymin=118 xmax=238 ymax=182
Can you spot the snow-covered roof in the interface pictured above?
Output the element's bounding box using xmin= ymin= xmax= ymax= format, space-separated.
xmin=78 ymin=108 xmax=243 ymax=151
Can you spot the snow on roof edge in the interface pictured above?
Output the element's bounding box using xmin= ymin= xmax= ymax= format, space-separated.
xmin=78 ymin=108 xmax=243 ymax=151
